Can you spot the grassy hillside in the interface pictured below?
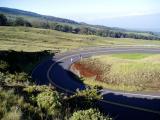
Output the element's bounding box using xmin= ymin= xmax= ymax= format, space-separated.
xmin=1 ymin=26 xmax=160 ymax=52
xmin=72 ymin=54 xmax=160 ymax=92
xmin=0 ymin=26 xmax=110 ymax=119
xmin=0 ymin=7 xmax=79 ymax=25
xmin=1 ymin=7 xmax=159 ymax=40
xmin=0 ymin=26 xmax=110 ymax=52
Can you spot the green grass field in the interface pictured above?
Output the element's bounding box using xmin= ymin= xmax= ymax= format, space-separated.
xmin=74 ymin=53 xmax=160 ymax=92
xmin=1 ymin=26 xmax=160 ymax=52
xmin=1 ymin=26 xmax=160 ymax=92
xmin=110 ymin=53 xmax=154 ymax=59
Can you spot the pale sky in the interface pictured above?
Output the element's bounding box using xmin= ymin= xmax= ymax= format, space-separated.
xmin=0 ymin=0 xmax=159 ymax=22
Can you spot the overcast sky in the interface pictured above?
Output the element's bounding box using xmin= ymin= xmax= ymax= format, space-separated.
xmin=0 ymin=0 xmax=159 ymax=22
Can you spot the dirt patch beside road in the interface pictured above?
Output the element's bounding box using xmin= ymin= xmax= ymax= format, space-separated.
xmin=70 ymin=62 xmax=102 ymax=81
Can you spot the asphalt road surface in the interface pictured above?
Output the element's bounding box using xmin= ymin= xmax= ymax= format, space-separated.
xmin=32 ymin=46 xmax=160 ymax=120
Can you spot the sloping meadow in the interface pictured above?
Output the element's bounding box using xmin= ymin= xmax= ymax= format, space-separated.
xmin=74 ymin=54 xmax=160 ymax=91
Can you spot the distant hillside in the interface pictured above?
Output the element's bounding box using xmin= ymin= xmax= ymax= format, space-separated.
xmin=0 ymin=7 xmax=160 ymax=40
xmin=89 ymin=13 xmax=160 ymax=32
xmin=0 ymin=7 xmax=79 ymax=25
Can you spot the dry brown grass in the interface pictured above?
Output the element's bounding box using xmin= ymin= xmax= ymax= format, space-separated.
xmin=72 ymin=54 xmax=160 ymax=92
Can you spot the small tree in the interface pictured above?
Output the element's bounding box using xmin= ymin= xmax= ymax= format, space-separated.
xmin=0 ymin=14 xmax=7 ymax=26
xmin=73 ymin=28 xmax=80 ymax=34
xmin=25 ymin=21 xmax=32 ymax=27
xmin=15 ymin=17 xmax=25 ymax=26
xmin=69 ymin=108 xmax=112 ymax=120
xmin=66 ymin=88 xmax=102 ymax=110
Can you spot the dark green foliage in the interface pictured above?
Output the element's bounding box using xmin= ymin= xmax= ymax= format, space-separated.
xmin=0 ymin=50 xmax=52 ymax=73
xmin=0 ymin=72 xmax=31 ymax=87
xmin=0 ymin=14 xmax=7 ymax=26
xmin=0 ymin=50 xmax=64 ymax=119
xmin=73 ymin=28 xmax=80 ymax=33
xmin=15 ymin=17 xmax=25 ymax=26
xmin=23 ymin=85 xmax=54 ymax=94
xmin=65 ymin=88 xmax=102 ymax=110
xmin=5 ymin=72 xmax=30 ymax=85
xmin=36 ymin=90 xmax=62 ymax=116
xmin=63 ymin=25 xmax=73 ymax=32
xmin=0 ymin=90 xmax=23 ymax=119
xmin=0 ymin=87 xmax=55 ymax=120
xmin=25 ymin=20 xmax=32 ymax=27
xmin=69 ymin=108 xmax=112 ymax=120
xmin=0 ymin=89 xmax=42 ymax=120
xmin=0 ymin=49 xmax=113 ymax=119
xmin=93 ymin=85 xmax=103 ymax=90
xmin=14 ymin=17 xmax=32 ymax=27
xmin=0 ymin=60 xmax=9 ymax=72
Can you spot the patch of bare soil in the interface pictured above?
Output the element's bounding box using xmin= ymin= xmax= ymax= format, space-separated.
xmin=70 ymin=62 xmax=102 ymax=81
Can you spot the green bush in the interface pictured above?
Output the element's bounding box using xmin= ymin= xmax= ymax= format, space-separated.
xmin=5 ymin=72 xmax=30 ymax=85
xmin=0 ymin=89 xmax=44 ymax=120
xmin=0 ymin=60 xmax=9 ymax=72
xmin=75 ymin=88 xmax=102 ymax=100
xmin=0 ymin=14 xmax=7 ymax=26
xmin=0 ymin=89 xmax=24 ymax=119
xmin=23 ymin=85 xmax=54 ymax=94
xmin=1 ymin=106 xmax=22 ymax=120
xmin=36 ymin=90 xmax=62 ymax=116
xmin=93 ymin=85 xmax=103 ymax=90
xmin=66 ymin=88 xmax=102 ymax=110
xmin=69 ymin=108 xmax=112 ymax=120
xmin=0 ymin=72 xmax=5 ymax=84
xmin=14 ymin=17 xmax=32 ymax=27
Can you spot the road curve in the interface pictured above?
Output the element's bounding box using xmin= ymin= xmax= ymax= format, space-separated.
xmin=32 ymin=46 xmax=160 ymax=120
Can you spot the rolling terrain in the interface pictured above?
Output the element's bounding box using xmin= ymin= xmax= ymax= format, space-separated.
xmin=0 ymin=6 xmax=160 ymax=120
xmin=0 ymin=7 xmax=160 ymax=40
xmin=72 ymin=53 xmax=160 ymax=91
xmin=1 ymin=26 xmax=160 ymax=52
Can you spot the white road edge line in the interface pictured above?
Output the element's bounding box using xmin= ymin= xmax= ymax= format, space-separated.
xmin=47 ymin=49 xmax=160 ymax=98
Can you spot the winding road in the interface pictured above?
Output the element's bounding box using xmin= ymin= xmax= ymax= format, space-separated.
xmin=32 ymin=46 xmax=160 ymax=120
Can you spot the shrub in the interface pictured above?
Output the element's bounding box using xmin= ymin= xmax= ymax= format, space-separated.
xmin=0 ymin=60 xmax=9 ymax=72
xmin=93 ymin=85 xmax=103 ymax=90
xmin=1 ymin=106 xmax=22 ymax=120
xmin=5 ymin=72 xmax=30 ymax=85
xmin=69 ymin=108 xmax=112 ymax=120
xmin=66 ymin=88 xmax=102 ymax=110
xmin=75 ymin=88 xmax=102 ymax=100
xmin=0 ymin=72 xmax=5 ymax=84
xmin=36 ymin=90 xmax=62 ymax=116
xmin=14 ymin=17 xmax=26 ymax=26
xmin=0 ymin=14 xmax=7 ymax=26
xmin=23 ymin=85 xmax=54 ymax=94
xmin=0 ymin=89 xmax=24 ymax=119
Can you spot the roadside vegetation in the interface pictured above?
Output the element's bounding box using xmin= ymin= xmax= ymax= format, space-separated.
xmin=0 ymin=50 xmax=112 ymax=120
xmin=71 ymin=53 xmax=160 ymax=92
xmin=1 ymin=11 xmax=160 ymax=119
